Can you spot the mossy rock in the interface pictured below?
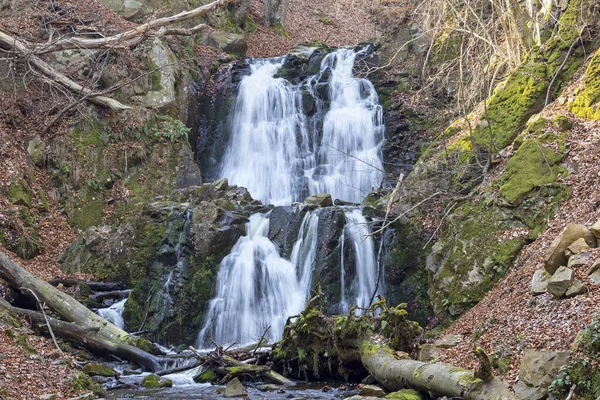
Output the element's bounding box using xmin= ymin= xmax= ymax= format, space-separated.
xmin=568 ymin=47 xmax=600 ymax=119
xmin=141 ymin=374 xmax=172 ymax=388
xmin=552 ymin=114 xmax=573 ymax=131
xmin=385 ymin=389 xmax=423 ymax=400
xmin=7 ymin=179 xmax=32 ymax=207
xmin=499 ymin=138 xmax=565 ymax=204
xmin=194 ymin=369 xmax=218 ymax=383
xmin=82 ymin=362 xmax=117 ymax=377
xmin=68 ymin=372 xmax=106 ymax=397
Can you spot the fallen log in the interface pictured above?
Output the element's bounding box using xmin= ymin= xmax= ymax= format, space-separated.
xmin=0 ymin=298 xmax=161 ymax=370
xmin=0 ymin=251 xmax=162 ymax=370
xmin=89 ymin=290 xmax=132 ymax=302
xmin=360 ymin=341 xmax=517 ymax=400
xmin=47 ymin=278 xmax=125 ymax=291
xmin=218 ymin=354 xmax=293 ymax=385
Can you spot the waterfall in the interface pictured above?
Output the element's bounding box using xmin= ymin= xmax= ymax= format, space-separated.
xmin=196 ymin=211 xmax=320 ymax=347
xmin=220 ymin=48 xmax=384 ymax=204
xmin=198 ymin=46 xmax=385 ymax=346
xmin=98 ymin=299 xmax=127 ymax=329
xmin=342 ymin=209 xmax=380 ymax=311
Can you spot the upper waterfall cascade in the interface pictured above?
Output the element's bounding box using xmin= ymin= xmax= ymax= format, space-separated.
xmin=220 ymin=48 xmax=385 ymax=206
xmin=197 ymin=47 xmax=385 ymax=347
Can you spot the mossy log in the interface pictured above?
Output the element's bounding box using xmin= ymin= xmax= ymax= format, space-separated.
xmin=0 ymin=251 xmax=161 ymax=370
xmin=360 ymin=342 xmax=517 ymax=400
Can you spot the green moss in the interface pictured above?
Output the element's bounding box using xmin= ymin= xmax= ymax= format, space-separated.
xmin=526 ymin=114 xmax=548 ymax=133
xmin=7 ymin=179 xmax=32 ymax=207
xmin=68 ymin=372 xmax=106 ymax=397
xmin=245 ymin=16 xmax=257 ymax=33
xmin=71 ymin=121 xmax=104 ymax=147
xmin=15 ymin=334 xmax=36 ymax=354
xmin=274 ymin=22 xmax=291 ymax=39
xmin=499 ymin=139 xmax=564 ymax=204
xmin=318 ymin=15 xmax=335 ymax=26
xmin=569 ymin=48 xmax=600 ymax=119
xmin=82 ymin=363 xmax=117 ymax=377
xmin=194 ymin=369 xmax=218 ymax=383
xmin=552 ymin=114 xmax=573 ymax=131
xmin=141 ymin=374 xmax=172 ymax=388
xmin=67 ymin=187 xmax=105 ymax=230
xmin=37 ymin=188 xmax=49 ymax=213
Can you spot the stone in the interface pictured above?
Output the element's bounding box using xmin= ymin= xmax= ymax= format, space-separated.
xmin=385 ymin=389 xmax=423 ymax=399
xmin=531 ymin=269 xmax=551 ymax=295
xmin=27 ymin=136 xmax=46 ymax=167
xmin=434 ymin=334 xmax=462 ymax=348
xmin=175 ymin=146 xmax=202 ymax=189
xmin=566 ymin=237 xmax=590 ymax=256
xmin=590 ymin=271 xmax=600 ymax=285
xmin=7 ymin=179 xmax=32 ymax=207
xmin=545 ymin=224 xmax=596 ymax=274
xmin=565 ymin=279 xmax=587 ymax=297
xmin=224 ymin=377 xmax=247 ymax=398
xmin=513 ymin=351 xmax=569 ymax=400
xmin=552 ymin=115 xmax=573 ymax=131
xmin=591 ymin=217 xmax=600 ymax=238
xmin=418 ymin=343 xmax=441 ymax=361
xmin=207 ymin=31 xmax=248 ymax=55
xmin=567 ymin=251 xmax=590 ymax=268
xmin=81 ymin=362 xmax=117 ymax=377
xmin=526 ymin=114 xmax=547 ymax=132
xmin=358 ymin=385 xmax=386 ymax=397
xmin=304 ymin=193 xmax=333 ymax=207
xmin=39 ymin=395 xmax=58 ymax=400
xmin=586 ymin=259 xmax=600 ymax=276
xmin=135 ymin=38 xmax=177 ymax=110
xmin=97 ymin=0 xmax=143 ymax=20
xmin=141 ymin=374 xmax=172 ymax=388
xmin=547 ymin=266 xmax=573 ymax=297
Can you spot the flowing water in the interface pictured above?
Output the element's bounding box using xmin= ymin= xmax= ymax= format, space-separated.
xmin=198 ymin=47 xmax=385 ymax=347
xmin=98 ymin=298 xmax=127 ymax=329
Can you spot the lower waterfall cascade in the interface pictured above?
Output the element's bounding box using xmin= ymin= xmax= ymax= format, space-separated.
xmin=196 ymin=46 xmax=386 ymax=348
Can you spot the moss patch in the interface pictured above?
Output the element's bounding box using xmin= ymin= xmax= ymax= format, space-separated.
xmin=385 ymin=389 xmax=423 ymax=399
xmin=569 ymin=47 xmax=600 ymax=119
xmin=141 ymin=374 xmax=172 ymax=388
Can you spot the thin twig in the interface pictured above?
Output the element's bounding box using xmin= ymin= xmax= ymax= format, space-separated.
xmin=19 ymin=287 xmax=64 ymax=355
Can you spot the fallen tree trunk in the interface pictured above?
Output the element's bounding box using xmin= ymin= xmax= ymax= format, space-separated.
xmin=48 ymin=278 xmax=125 ymax=292
xmin=0 ymin=251 xmax=163 ymax=370
xmin=0 ymin=298 xmax=162 ymax=370
xmin=360 ymin=342 xmax=517 ymax=400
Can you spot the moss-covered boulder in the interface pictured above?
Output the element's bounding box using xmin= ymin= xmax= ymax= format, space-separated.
xmin=141 ymin=374 xmax=172 ymax=388
xmin=569 ymin=46 xmax=600 ymax=119
xmin=7 ymin=179 xmax=32 ymax=207
xmin=81 ymin=363 xmax=117 ymax=377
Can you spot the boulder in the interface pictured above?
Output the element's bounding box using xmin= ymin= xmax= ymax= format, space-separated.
xmin=206 ymin=31 xmax=248 ymax=55
xmin=141 ymin=374 xmax=172 ymax=388
xmin=434 ymin=334 xmax=462 ymax=348
xmin=590 ymin=271 xmax=600 ymax=285
xmin=134 ymin=38 xmax=177 ymax=111
xmin=224 ymin=377 xmax=247 ymax=398
xmin=358 ymin=385 xmax=386 ymax=397
xmin=567 ymin=251 xmax=590 ymax=268
xmin=565 ymin=237 xmax=590 ymax=256
xmin=565 ymin=279 xmax=587 ymax=297
xmin=304 ymin=193 xmax=333 ymax=207
xmin=97 ymin=0 xmax=144 ymax=20
xmin=82 ymin=362 xmax=117 ymax=377
xmin=544 ymin=224 xmax=595 ymax=274
xmin=7 ymin=178 xmax=32 ymax=207
xmin=547 ymin=266 xmax=573 ymax=298
xmin=590 ymin=217 xmax=600 ymax=238
xmin=418 ymin=343 xmax=441 ymax=362
xmin=513 ymin=351 xmax=569 ymax=400
xmin=531 ymin=269 xmax=551 ymax=295
xmin=586 ymin=259 xmax=600 ymax=276
xmin=27 ymin=136 xmax=46 ymax=167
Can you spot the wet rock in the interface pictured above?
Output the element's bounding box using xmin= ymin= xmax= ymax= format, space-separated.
xmin=141 ymin=374 xmax=172 ymax=388
xmin=358 ymin=385 xmax=385 ymax=397
xmin=531 ymin=269 xmax=551 ymax=295
xmin=565 ymin=279 xmax=587 ymax=297
xmin=268 ymin=206 xmax=304 ymax=258
xmin=513 ymin=351 xmax=569 ymax=400
xmin=304 ymin=193 xmax=333 ymax=207
xmin=28 ymin=136 xmax=46 ymax=167
xmin=224 ymin=377 xmax=247 ymax=397
xmin=547 ymin=266 xmax=573 ymax=298
xmin=175 ymin=145 xmax=202 ymax=189
xmin=434 ymin=334 xmax=461 ymax=348
xmin=545 ymin=224 xmax=596 ymax=274
xmin=567 ymin=251 xmax=590 ymax=268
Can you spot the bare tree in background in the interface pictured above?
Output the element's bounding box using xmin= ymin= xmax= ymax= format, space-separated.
xmin=263 ymin=0 xmax=288 ymax=27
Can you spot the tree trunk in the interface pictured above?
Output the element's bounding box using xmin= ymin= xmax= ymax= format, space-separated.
xmin=0 ymin=299 xmax=162 ymax=370
xmin=360 ymin=342 xmax=517 ymax=400
xmin=0 ymin=251 xmax=161 ymax=370
xmin=263 ymin=0 xmax=288 ymax=27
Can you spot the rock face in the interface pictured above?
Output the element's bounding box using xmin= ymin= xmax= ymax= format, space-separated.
xmin=547 ymin=266 xmax=573 ymax=298
xmin=513 ymin=351 xmax=569 ymax=400
xmin=544 ymin=224 xmax=596 ymax=274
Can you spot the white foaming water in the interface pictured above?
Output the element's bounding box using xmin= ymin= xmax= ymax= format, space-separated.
xmin=220 ymin=60 xmax=310 ymax=206
xmin=314 ymin=49 xmax=385 ymax=203
xmin=343 ymin=209 xmax=379 ymax=311
xmin=221 ymin=48 xmax=384 ymax=204
xmin=196 ymin=212 xmax=320 ymax=347
xmin=98 ymin=298 xmax=127 ymax=329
